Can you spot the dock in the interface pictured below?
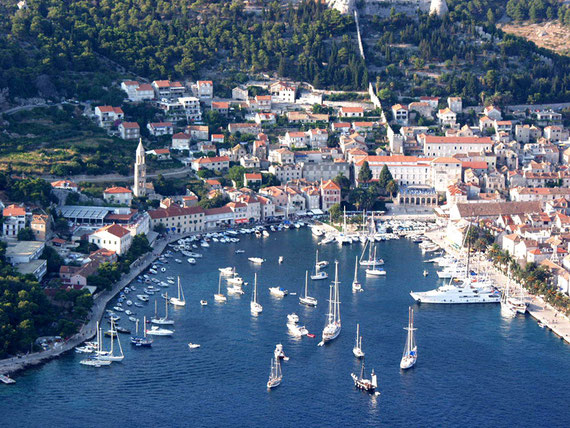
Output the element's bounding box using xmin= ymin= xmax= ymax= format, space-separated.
xmin=425 ymin=229 xmax=570 ymax=344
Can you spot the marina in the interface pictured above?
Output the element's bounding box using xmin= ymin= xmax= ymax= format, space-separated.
xmin=1 ymin=227 xmax=570 ymax=426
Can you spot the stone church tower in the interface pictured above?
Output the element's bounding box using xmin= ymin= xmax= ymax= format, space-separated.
xmin=133 ymin=139 xmax=146 ymax=197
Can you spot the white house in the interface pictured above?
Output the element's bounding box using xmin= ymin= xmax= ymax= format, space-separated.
xmin=118 ymin=122 xmax=140 ymax=140
xmin=391 ymin=104 xmax=409 ymax=126
xmin=339 ymin=106 xmax=364 ymax=118
xmin=437 ymin=108 xmax=457 ymax=127
xmin=171 ymin=132 xmax=191 ymax=151
xmin=89 ymin=224 xmax=133 ymax=256
xmin=147 ymin=122 xmax=174 ymax=136
xmin=94 ymin=106 xmax=123 ymax=129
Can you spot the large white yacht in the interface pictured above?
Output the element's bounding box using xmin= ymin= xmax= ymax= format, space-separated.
xmin=410 ymin=280 xmax=501 ymax=304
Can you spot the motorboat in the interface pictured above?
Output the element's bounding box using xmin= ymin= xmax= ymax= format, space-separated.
xmin=248 ymin=257 xmax=265 ymax=264
xmin=278 ymin=256 xmax=284 ymax=264
xmin=410 ymin=281 xmax=501 ymax=304
xmin=187 ymin=258 xmax=196 ymax=264
xmin=188 ymin=343 xmax=201 ymax=349
xmin=145 ymin=325 xmax=174 ymax=336
xmin=287 ymin=313 xmax=299 ymax=323
xmin=235 ymin=250 xmax=245 ymax=254
xmin=287 ymin=322 xmax=308 ymax=337
xmin=269 ymin=287 xmax=288 ymax=297
xmin=137 ymin=295 xmax=149 ymax=302
xmin=227 ymin=284 xmax=245 ymax=295
xmin=200 ymin=300 xmax=208 ymax=306
xmin=219 ymin=267 xmax=234 ymax=276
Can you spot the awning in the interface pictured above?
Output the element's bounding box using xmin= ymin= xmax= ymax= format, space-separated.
xmin=310 ymin=209 xmax=324 ymax=215
xmin=235 ymin=218 xmax=248 ymax=224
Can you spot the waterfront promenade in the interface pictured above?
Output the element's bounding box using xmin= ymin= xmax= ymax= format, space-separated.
xmin=426 ymin=229 xmax=570 ymax=344
xmin=0 ymin=234 xmax=181 ymax=376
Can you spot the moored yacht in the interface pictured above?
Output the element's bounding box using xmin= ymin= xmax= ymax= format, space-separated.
xmin=250 ymin=273 xmax=263 ymax=315
xmin=299 ymin=271 xmax=318 ymax=306
xmin=410 ymin=280 xmax=501 ymax=304
xmin=319 ymin=261 xmax=341 ymax=345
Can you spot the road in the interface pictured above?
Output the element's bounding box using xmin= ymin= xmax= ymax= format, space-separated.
xmin=41 ymin=166 xmax=192 ymax=184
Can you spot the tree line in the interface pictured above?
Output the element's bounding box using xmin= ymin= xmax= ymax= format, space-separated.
xmin=0 ymin=0 xmax=365 ymax=101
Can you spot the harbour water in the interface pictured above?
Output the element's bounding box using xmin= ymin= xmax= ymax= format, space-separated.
xmin=1 ymin=229 xmax=569 ymax=427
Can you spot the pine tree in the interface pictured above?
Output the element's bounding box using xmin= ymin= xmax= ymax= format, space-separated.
xmin=358 ymin=161 xmax=373 ymax=183
xmin=378 ymin=165 xmax=393 ymax=190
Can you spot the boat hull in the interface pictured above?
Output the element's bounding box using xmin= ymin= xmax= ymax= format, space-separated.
xmin=410 ymin=291 xmax=501 ymax=304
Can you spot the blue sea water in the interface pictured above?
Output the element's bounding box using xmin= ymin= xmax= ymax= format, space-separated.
xmin=1 ymin=229 xmax=569 ymax=428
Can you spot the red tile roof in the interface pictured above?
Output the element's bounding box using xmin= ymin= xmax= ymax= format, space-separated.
xmin=3 ymin=204 xmax=26 ymax=217
xmin=148 ymin=205 xmax=205 ymax=220
xmin=104 ymin=186 xmax=132 ymax=194
xmin=193 ymin=156 xmax=230 ymax=164
xmin=423 ymin=136 xmax=493 ymax=144
xmin=96 ymin=224 xmax=131 ymax=238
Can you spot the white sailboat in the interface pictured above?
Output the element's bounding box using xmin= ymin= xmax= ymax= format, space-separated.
xmin=500 ymin=275 xmax=517 ymax=318
xmin=359 ymin=240 xmax=383 ymax=266
xmin=335 ymin=207 xmax=352 ymax=245
xmin=250 ymin=273 xmax=263 ymax=315
xmin=365 ymin=247 xmax=386 ymax=276
xmin=315 ymin=249 xmax=329 ymax=269
xmin=99 ymin=318 xmax=124 ymax=362
xmin=170 ymin=277 xmax=186 ymax=307
xmin=80 ymin=323 xmax=112 ymax=367
xmin=299 ymin=271 xmax=318 ymax=306
xmin=352 ymin=256 xmax=363 ymax=292
xmin=267 ymin=356 xmax=282 ymax=389
xmin=310 ymin=249 xmax=328 ymax=280
xmin=214 ymin=272 xmax=227 ymax=302
xmin=152 ymin=294 xmax=174 ymax=325
xmin=352 ymin=323 xmax=365 ymax=358
xmin=130 ymin=316 xmax=153 ymax=347
xmin=400 ymin=307 xmax=417 ymax=370
xmin=319 ymin=261 xmax=341 ymax=345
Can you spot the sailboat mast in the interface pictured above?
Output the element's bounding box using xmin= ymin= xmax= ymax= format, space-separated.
xmin=327 ymin=285 xmax=333 ymax=323
xmin=253 ymin=273 xmax=258 ymax=303
xmin=356 ymin=323 xmax=359 ymax=347
xmin=165 ymin=293 xmax=169 ymax=318
xmin=354 ymin=256 xmax=358 ymax=281
xmin=143 ymin=316 xmax=147 ymax=338
xmin=334 ymin=261 xmax=340 ymax=322
xmin=110 ymin=319 xmax=114 ymax=354
xmin=305 ymin=271 xmax=308 ymax=297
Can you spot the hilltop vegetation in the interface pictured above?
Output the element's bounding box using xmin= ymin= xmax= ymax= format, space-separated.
xmin=0 ymin=0 xmax=364 ymax=101
xmin=366 ymin=3 xmax=570 ymax=106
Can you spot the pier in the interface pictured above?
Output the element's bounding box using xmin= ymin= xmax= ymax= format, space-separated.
xmin=425 ymin=229 xmax=570 ymax=344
